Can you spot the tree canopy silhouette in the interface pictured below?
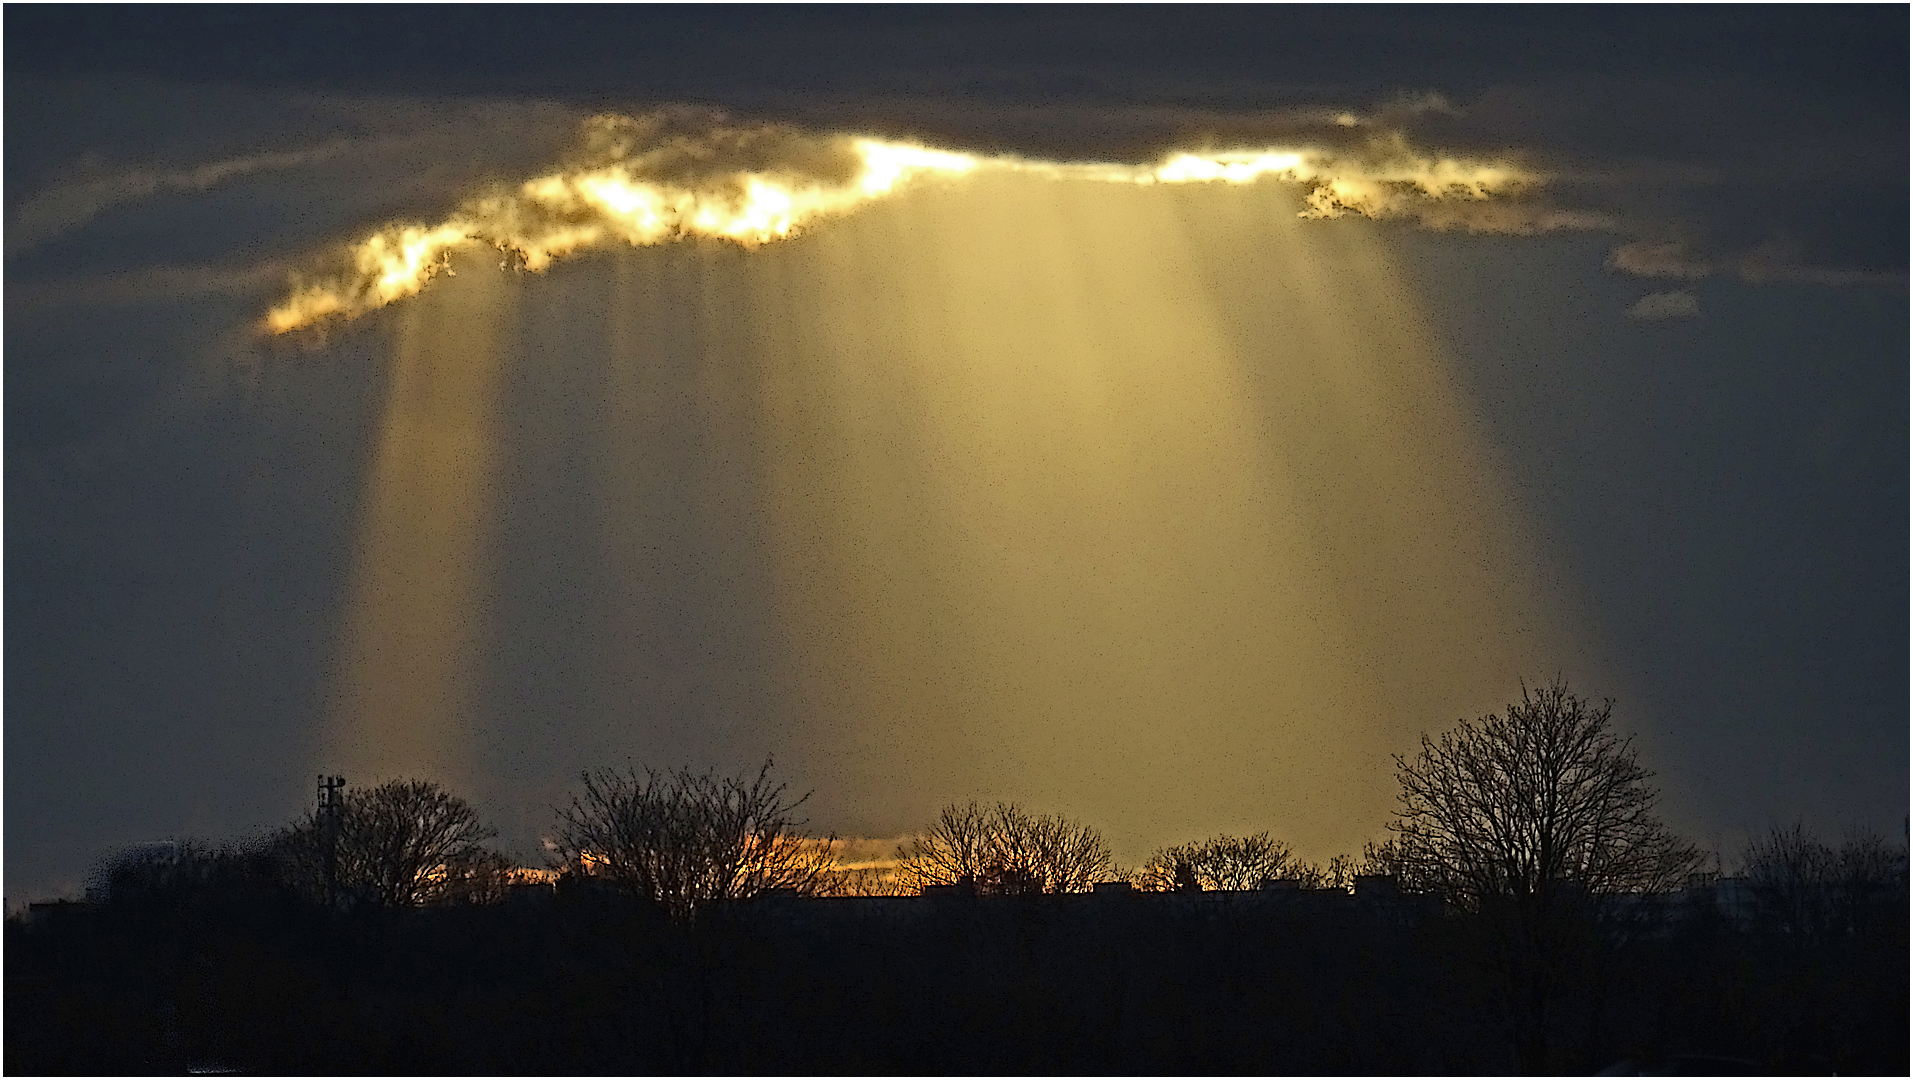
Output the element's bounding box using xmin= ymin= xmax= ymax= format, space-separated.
xmin=895 ymin=801 xmax=1111 ymax=895
xmin=550 ymin=758 xmax=834 ymax=921
xmin=1389 ymin=678 xmax=1699 ymax=910
xmin=1389 ymin=678 xmax=1702 ymax=1073
xmin=280 ymin=778 xmax=505 ymax=908
xmin=1138 ymin=832 xmax=1305 ymax=892
xmin=1741 ymin=821 xmax=1908 ymax=940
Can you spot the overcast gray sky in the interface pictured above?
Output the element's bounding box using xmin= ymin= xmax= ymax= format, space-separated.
xmin=7 ymin=8 xmax=1905 ymax=903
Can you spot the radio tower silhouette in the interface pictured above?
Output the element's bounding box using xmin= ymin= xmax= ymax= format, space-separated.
xmin=317 ymin=775 xmax=345 ymax=908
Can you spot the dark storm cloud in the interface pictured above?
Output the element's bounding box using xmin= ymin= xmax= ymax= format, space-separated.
xmin=7 ymin=83 xmax=587 ymax=281
xmin=8 ymin=7 xmax=1898 ymax=105
xmin=8 ymin=7 xmax=1902 ymax=290
xmin=5 ymin=7 xmax=1904 ymax=904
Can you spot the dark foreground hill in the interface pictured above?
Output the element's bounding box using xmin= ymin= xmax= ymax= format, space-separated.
xmin=7 ymin=884 xmax=1906 ymax=1074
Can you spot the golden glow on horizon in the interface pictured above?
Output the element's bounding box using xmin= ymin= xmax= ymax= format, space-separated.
xmin=265 ymin=117 xmax=1544 ymax=333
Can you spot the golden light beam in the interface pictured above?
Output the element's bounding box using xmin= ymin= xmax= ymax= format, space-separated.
xmin=308 ymin=123 xmax=1605 ymax=869
xmin=737 ymin=171 xmax=1597 ymax=865
xmin=323 ymin=255 xmax=513 ymax=790
xmin=265 ymin=114 xmax=1572 ymax=334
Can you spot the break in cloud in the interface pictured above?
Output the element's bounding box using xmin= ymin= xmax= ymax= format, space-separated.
xmin=262 ymin=109 xmax=1599 ymax=333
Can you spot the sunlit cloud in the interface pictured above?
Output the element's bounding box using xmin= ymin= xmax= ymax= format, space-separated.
xmin=263 ymin=112 xmax=1575 ymax=333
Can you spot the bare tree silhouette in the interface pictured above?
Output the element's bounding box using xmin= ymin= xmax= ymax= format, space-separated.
xmin=280 ymin=779 xmax=504 ymax=908
xmin=1389 ymin=678 xmax=1701 ymax=1072
xmin=1742 ymin=821 xmax=1908 ymax=940
xmin=550 ymin=759 xmax=835 ymax=921
xmin=1391 ymin=678 xmax=1700 ymax=910
xmin=1138 ymin=832 xmax=1304 ymax=892
xmin=895 ymin=802 xmax=1111 ymax=895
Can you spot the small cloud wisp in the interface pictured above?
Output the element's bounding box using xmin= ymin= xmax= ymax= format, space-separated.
xmin=1626 ymin=290 xmax=1700 ymax=320
xmin=1609 ymin=238 xmax=1907 ymax=289
xmin=11 ymin=140 xmax=359 ymax=260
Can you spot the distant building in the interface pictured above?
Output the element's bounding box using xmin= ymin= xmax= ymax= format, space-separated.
xmin=21 ymin=898 xmax=94 ymax=927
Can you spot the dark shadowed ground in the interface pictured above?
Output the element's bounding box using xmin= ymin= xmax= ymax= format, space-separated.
xmin=8 ymin=881 xmax=1906 ymax=1075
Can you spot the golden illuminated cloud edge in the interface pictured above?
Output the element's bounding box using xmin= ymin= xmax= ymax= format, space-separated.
xmin=265 ymin=113 xmax=1583 ymax=333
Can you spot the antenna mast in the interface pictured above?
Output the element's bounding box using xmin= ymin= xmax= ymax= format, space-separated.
xmin=317 ymin=775 xmax=345 ymax=907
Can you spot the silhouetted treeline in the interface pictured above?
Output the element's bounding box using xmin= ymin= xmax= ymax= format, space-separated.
xmin=11 ymin=689 xmax=1908 ymax=1073
xmin=8 ymin=861 xmax=1906 ymax=1075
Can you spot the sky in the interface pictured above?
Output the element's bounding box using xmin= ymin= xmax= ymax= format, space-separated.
xmin=6 ymin=7 xmax=1906 ymax=903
